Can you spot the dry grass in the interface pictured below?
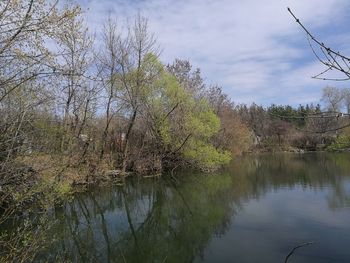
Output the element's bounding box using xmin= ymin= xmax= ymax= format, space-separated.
xmin=17 ymin=153 xmax=115 ymax=190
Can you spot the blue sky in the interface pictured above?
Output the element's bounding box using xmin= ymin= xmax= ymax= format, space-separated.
xmin=77 ymin=0 xmax=350 ymax=106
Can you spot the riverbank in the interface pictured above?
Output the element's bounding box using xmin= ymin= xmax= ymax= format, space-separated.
xmin=1 ymin=146 xmax=346 ymax=218
xmin=0 ymin=146 xmax=330 ymax=206
xmin=3 ymin=152 xmax=350 ymax=262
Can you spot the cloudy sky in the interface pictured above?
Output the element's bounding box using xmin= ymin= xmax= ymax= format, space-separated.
xmin=77 ymin=0 xmax=350 ymax=106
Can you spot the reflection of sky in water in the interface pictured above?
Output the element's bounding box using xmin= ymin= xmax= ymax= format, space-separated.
xmin=46 ymin=153 xmax=350 ymax=262
xmin=199 ymin=185 xmax=350 ymax=263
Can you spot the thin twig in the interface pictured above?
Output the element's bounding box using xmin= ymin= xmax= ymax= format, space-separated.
xmin=285 ymin=242 xmax=314 ymax=263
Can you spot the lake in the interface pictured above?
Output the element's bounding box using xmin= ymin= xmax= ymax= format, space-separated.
xmin=39 ymin=153 xmax=350 ymax=262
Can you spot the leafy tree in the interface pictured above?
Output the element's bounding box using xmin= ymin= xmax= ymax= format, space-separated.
xmin=145 ymin=60 xmax=231 ymax=170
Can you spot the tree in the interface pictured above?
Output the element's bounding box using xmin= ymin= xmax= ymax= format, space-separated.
xmin=52 ymin=4 xmax=95 ymax=157
xmin=143 ymin=59 xmax=231 ymax=171
xmin=0 ymin=1 xmax=79 ymax=172
xmin=321 ymin=87 xmax=343 ymax=112
xmin=105 ymin=14 xmax=160 ymax=172
xmin=167 ymin=59 xmax=205 ymax=99
xmin=96 ymin=18 xmax=121 ymax=161
xmin=0 ymin=0 xmax=78 ymax=101
xmin=206 ymin=86 xmax=252 ymax=155
xmin=342 ymin=88 xmax=350 ymax=116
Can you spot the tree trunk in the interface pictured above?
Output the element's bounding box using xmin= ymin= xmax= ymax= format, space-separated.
xmin=121 ymin=108 xmax=137 ymax=173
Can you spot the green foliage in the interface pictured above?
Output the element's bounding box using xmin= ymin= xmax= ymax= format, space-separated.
xmin=183 ymin=141 xmax=231 ymax=169
xmin=326 ymin=128 xmax=350 ymax=151
xmin=267 ymin=103 xmax=321 ymax=127
xmin=146 ymin=58 xmax=231 ymax=170
xmin=327 ymin=135 xmax=350 ymax=151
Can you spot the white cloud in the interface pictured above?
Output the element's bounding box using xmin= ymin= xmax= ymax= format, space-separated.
xmin=77 ymin=0 xmax=350 ymax=105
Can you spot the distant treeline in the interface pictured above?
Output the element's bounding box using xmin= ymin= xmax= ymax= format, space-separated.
xmin=237 ymin=86 xmax=350 ymax=152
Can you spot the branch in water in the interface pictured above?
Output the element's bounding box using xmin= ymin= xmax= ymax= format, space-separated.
xmin=285 ymin=242 xmax=314 ymax=263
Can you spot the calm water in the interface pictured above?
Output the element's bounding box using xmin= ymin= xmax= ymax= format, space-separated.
xmin=41 ymin=153 xmax=350 ymax=262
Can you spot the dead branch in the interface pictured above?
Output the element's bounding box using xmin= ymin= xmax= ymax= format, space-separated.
xmin=288 ymin=7 xmax=350 ymax=81
xmin=285 ymin=242 xmax=314 ymax=263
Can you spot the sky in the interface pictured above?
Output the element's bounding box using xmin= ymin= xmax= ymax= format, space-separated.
xmin=76 ymin=0 xmax=350 ymax=106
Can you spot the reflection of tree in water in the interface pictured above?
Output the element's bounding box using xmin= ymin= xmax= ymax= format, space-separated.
xmin=327 ymin=183 xmax=350 ymax=210
xmin=41 ymin=153 xmax=350 ymax=262
xmin=230 ymin=153 xmax=350 ymax=209
xmin=43 ymin=174 xmax=238 ymax=262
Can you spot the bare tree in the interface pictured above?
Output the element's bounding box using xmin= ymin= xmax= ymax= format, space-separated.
xmin=167 ymin=59 xmax=205 ymax=99
xmin=288 ymin=7 xmax=350 ymax=81
xmin=342 ymin=88 xmax=350 ymax=116
xmin=112 ymin=14 xmax=159 ymax=173
xmin=0 ymin=0 xmax=78 ymax=102
xmin=0 ymin=1 xmax=79 ymax=170
xmin=321 ymin=86 xmax=343 ymax=112
xmin=96 ymin=18 xmax=123 ymax=162
xmin=52 ymin=4 xmax=94 ymax=155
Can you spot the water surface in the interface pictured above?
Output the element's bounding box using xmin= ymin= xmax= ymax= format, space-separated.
xmin=43 ymin=153 xmax=350 ymax=262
